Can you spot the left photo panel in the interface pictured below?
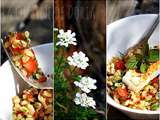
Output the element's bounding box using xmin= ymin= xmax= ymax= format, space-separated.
xmin=0 ymin=0 xmax=53 ymax=120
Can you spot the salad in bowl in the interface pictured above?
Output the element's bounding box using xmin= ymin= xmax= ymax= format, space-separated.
xmin=106 ymin=14 xmax=159 ymax=120
xmin=107 ymin=43 xmax=159 ymax=110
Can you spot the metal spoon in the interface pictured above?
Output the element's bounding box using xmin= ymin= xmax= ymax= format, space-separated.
xmin=1 ymin=39 xmax=53 ymax=89
xmin=123 ymin=14 xmax=159 ymax=92
xmin=125 ymin=14 xmax=159 ymax=58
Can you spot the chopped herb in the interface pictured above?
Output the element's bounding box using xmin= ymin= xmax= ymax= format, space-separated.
xmin=140 ymin=62 xmax=148 ymax=73
xmin=125 ymin=56 xmax=139 ymax=69
xmin=74 ymin=75 xmax=82 ymax=81
xmin=151 ymin=103 xmax=159 ymax=110
xmin=147 ymin=49 xmax=159 ymax=62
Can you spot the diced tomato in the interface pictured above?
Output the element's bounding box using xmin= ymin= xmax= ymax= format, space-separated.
xmin=116 ymin=87 xmax=129 ymax=100
xmin=23 ymin=58 xmax=37 ymax=74
xmin=33 ymin=111 xmax=38 ymax=119
xmin=16 ymin=111 xmax=23 ymax=116
xmin=11 ymin=47 xmax=22 ymax=53
xmin=38 ymin=76 xmax=47 ymax=83
xmin=39 ymin=108 xmax=45 ymax=119
xmin=140 ymin=95 xmax=145 ymax=100
xmin=115 ymin=60 xmax=125 ymax=70
xmin=26 ymin=93 xmax=34 ymax=102
xmin=19 ymin=58 xmax=23 ymax=65
xmin=148 ymin=92 xmax=154 ymax=97
xmin=151 ymin=76 xmax=159 ymax=85
xmin=16 ymin=33 xmax=25 ymax=40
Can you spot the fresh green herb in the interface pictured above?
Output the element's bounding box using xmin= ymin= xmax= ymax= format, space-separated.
xmin=151 ymin=103 xmax=159 ymax=110
xmin=125 ymin=56 xmax=139 ymax=69
xmin=111 ymin=84 xmax=117 ymax=89
xmin=32 ymin=74 xmax=37 ymax=79
xmin=111 ymin=80 xmax=122 ymax=89
xmin=147 ymin=49 xmax=159 ymax=62
xmin=117 ymin=79 xmax=122 ymax=83
xmin=74 ymin=75 xmax=82 ymax=82
xmin=135 ymin=54 xmax=142 ymax=61
xmin=140 ymin=62 xmax=148 ymax=73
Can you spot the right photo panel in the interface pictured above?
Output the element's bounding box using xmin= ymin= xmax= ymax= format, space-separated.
xmin=106 ymin=0 xmax=159 ymax=120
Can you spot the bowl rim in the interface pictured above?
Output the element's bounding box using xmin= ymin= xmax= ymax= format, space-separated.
xmin=107 ymin=14 xmax=159 ymax=114
xmin=107 ymin=94 xmax=159 ymax=114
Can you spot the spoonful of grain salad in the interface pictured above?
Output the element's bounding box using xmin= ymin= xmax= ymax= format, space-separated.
xmin=1 ymin=31 xmax=52 ymax=89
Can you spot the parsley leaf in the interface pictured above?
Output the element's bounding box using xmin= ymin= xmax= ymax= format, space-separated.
xmin=151 ymin=103 xmax=159 ymax=110
xmin=125 ymin=56 xmax=138 ymax=69
xmin=140 ymin=62 xmax=148 ymax=73
xmin=148 ymin=49 xmax=159 ymax=62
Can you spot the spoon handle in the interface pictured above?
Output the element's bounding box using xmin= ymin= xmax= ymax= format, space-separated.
xmin=139 ymin=14 xmax=159 ymax=45
xmin=125 ymin=14 xmax=159 ymax=57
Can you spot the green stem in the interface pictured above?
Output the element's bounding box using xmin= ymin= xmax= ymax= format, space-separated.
xmin=56 ymin=101 xmax=68 ymax=113
xmin=70 ymin=66 xmax=77 ymax=78
xmin=55 ymin=47 xmax=65 ymax=78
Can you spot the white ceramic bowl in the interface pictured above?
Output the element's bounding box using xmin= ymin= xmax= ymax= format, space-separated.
xmin=107 ymin=14 xmax=159 ymax=120
xmin=0 ymin=43 xmax=53 ymax=120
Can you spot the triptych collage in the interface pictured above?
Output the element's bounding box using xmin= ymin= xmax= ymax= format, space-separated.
xmin=0 ymin=0 xmax=159 ymax=120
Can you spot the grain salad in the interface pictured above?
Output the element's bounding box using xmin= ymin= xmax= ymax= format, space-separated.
xmin=107 ymin=44 xmax=159 ymax=111
xmin=12 ymin=88 xmax=53 ymax=120
xmin=4 ymin=31 xmax=47 ymax=83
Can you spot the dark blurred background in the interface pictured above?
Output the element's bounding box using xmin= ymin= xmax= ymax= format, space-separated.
xmin=1 ymin=0 xmax=53 ymax=65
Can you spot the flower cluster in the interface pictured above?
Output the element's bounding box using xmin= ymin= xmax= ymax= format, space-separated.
xmin=73 ymin=76 xmax=97 ymax=109
xmin=56 ymin=29 xmax=97 ymax=109
xmin=74 ymin=93 xmax=96 ymax=109
xmin=56 ymin=29 xmax=77 ymax=47
xmin=74 ymin=76 xmax=97 ymax=93
xmin=67 ymin=51 xmax=89 ymax=70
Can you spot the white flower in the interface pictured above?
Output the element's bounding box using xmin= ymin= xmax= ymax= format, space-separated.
xmin=74 ymin=76 xmax=97 ymax=93
xmin=67 ymin=51 xmax=89 ymax=69
xmin=56 ymin=29 xmax=77 ymax=47
xmin=74 ymin=93 xmax=96 ymax=109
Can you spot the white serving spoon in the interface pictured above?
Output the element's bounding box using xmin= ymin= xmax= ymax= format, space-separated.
xmin=1 ymin=39 xmax=53 ymax=89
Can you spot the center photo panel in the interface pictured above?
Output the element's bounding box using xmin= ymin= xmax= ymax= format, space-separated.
xmin=54 ymin=0 xmax=106 ymax=119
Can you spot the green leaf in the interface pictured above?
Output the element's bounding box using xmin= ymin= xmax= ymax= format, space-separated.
xmin=74 ymin=76 xmax=82 ymax=81
xmin=151 ymin=103 xmax=159 ymax=110
xmin=135 ymin=54 xmax=142 ymax=61
xmin=125 ymin=56 xmax=139 ymax=69
xmin=148 ymin=49 xmax=159 ymax=62
xmin=140 ymin=63 xmax=148 ymax=73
